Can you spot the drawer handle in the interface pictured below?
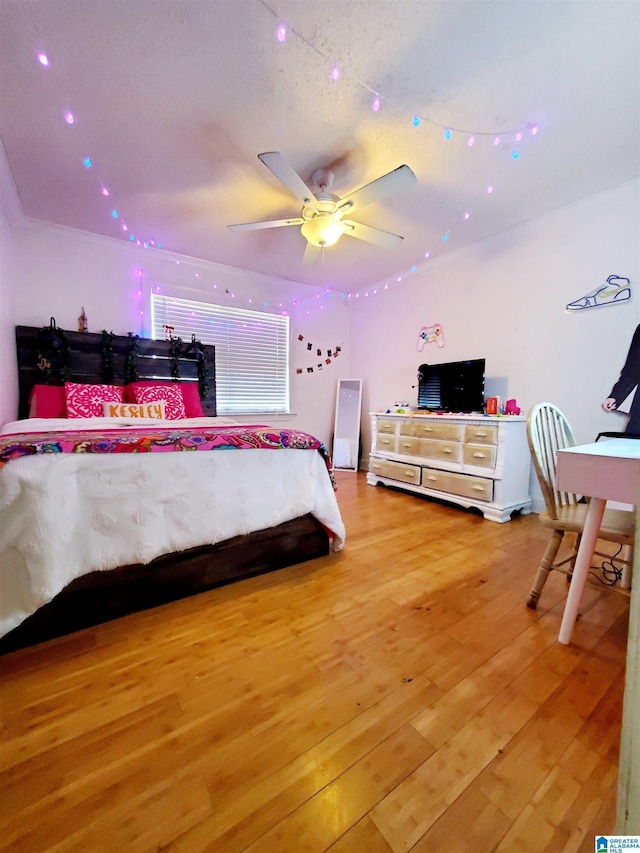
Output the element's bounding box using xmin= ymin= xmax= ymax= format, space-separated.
xmin=473 ymin=431 xmax=488 ymax=438
xmin=472 ymin=452 xmax=486 ymax=459
xmin=472 ymin=486 xmax=486 ymax=492
xmin=442 ymin=448 xmax=453 ymax=454
xmin=425 ymin=476 xmax=438 ymax=481
xmin=404 ymin=470 xmax=416 ymax=476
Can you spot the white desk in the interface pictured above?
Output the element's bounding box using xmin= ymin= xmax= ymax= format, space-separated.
xmin=556 ymin=438 xmax=640 ymax=644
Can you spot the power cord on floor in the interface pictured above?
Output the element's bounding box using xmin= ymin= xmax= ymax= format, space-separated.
xmin=589 ymin=545 xmax=625 ymax=587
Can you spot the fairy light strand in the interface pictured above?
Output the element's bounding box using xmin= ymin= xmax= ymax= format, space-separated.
xmin=258 ymin=0 xmax=537 ymax=138
xmin=38 ymin=59 xmax=163 ymax=251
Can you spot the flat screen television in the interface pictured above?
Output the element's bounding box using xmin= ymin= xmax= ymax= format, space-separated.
xmin=417 ymin=359 xmax=485 ymax=413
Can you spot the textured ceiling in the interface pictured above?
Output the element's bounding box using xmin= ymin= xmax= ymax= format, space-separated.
xmin=0 ymin=0 xmax=638 ymax=291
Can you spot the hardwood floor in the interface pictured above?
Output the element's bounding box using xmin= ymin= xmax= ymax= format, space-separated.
xmin=0 ymin=471 xmax=629 ymax=852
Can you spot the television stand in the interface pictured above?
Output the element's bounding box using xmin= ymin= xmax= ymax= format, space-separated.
xmin=367 ymin=412 xmax=532 ymax=522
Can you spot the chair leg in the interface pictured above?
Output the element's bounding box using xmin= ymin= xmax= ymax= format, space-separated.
xmin=527 ymin=529 xmax=564 ymax=609
xmin=621 ymin=543 xmax=633 ymax=590
xmin=567 ymin=532 xmax=581 ymax=582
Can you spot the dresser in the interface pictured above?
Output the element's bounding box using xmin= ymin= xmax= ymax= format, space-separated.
xmin=367 ymin=412 xmax=532 ymax=522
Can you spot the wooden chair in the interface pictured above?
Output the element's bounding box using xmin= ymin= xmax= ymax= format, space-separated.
xmin=526 ymin=402 xmax=634 ymax=609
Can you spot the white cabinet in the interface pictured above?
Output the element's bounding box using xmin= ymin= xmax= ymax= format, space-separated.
xmin=366 ymin=412 xmax=531 ymax=523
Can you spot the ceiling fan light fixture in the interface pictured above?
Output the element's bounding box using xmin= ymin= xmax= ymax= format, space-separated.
xmin=301 ymin=216 xmax=344 ymax=248
xmin=230 ymin=153 xmax=417 ymax=264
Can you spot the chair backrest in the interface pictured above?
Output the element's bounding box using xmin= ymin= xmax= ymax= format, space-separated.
xmin=527 ymin=402 xmax=579 ymax=519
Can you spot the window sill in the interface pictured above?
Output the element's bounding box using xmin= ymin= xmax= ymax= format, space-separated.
xmin=220 ymin=412 xmax=297 ymax=419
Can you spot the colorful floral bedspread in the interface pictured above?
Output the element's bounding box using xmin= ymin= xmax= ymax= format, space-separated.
xmin=0 ymin=425 xmax=336 ymax=487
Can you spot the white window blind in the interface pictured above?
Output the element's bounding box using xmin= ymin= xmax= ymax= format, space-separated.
xmin=151 ymin=294 xmax=290 ymax=414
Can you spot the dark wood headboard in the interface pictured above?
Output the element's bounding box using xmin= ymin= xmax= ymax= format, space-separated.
xmin=15 ymin=324 xmax=217 ymax=419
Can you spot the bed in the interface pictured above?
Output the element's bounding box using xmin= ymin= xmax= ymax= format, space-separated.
xmin=0 ymin=325 xmax=345 ymax=652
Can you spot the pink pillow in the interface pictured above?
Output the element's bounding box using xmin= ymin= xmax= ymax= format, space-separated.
xmin=174 ymin=382 xmax=204 ymax=417
xmin=131 ymin=384 xmax=186 ymax=419
xmin=65 ymin=383 xmax=124 ymax=418
xmin=28 ymin=385 xmax=67 ymax=418
xmin=125 ymin=381 xmax=203 ymax=418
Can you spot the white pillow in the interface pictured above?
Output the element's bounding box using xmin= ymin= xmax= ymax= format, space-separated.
xmin=102 ymin=401 xmax=167 ymax=419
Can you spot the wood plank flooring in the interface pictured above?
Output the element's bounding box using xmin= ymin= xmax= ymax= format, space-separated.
xmin=0 ymin=471 xmax=630 ymax=852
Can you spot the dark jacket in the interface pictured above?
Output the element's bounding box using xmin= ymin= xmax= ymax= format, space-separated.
xmin=609 ymin=324 xmax=640 ymax=433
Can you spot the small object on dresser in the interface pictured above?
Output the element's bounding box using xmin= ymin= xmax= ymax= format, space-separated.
xmin=505 ymin=398 xmax=521 ymax=415
xmin=78 ymin=307 xmax=88 ymax=332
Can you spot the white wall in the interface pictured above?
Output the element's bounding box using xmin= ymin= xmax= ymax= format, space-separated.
xmin=0 ymin=140 xmax=20 ymax=425
xmin=8 ymin=220 xmax=351 ymax=445
xmin=350 ymin=179 xmax=640 ymax=504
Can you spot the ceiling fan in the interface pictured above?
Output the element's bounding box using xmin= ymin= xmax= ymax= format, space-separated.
xmin=228 ymin=152 xmax=417 ymax=265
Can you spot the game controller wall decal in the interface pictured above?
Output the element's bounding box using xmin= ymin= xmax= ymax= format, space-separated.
xmin=417 ymin=324 xmax=445 ymax=351
xmin=566 ymin=275 xmax=631 ymax=311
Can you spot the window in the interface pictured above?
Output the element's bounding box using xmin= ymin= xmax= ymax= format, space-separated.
xmin=151 ymin=294 xmax=290 ymax=414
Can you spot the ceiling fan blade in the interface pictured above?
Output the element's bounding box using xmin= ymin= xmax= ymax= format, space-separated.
xmin=302 ymin=242 xmax=322 ymax=265
xmin=258 ymin=152 xmax=319 ymax=207
xmin=337 ymin=165 xmax=417 ymax=213
xmin=342 ymin=220 xmax=404 ymax=248
xmin=228 ymin=217 xmax=303 ymax=231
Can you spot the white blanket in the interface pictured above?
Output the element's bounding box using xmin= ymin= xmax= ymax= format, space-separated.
xmin=0 ymin=420 xmax=345 ymax=638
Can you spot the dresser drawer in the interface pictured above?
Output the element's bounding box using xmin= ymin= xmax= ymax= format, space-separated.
xmin=370 ymin=457 xmax=421 ymax=485
xmin=463 ymin=424 xmax=498 ymax=445
xmin=376 ymin=419 xmax=397 ymax=435
xmin=412 ymin=420 xmax=461 ymax=441
xmin=462 ymin=443 xmax=497 ymax=468
xmin=396 ymin=436 xmax=422 ymax=456
xmin=369 ymin=456 xmax=390 ymax=477
xmin=421 ymin=469 xmax=493 ymax=501
xmin=419 ymin=439 xmax=460 ymax=463
xmin=375 ymin=433 xmax=397 ymax=453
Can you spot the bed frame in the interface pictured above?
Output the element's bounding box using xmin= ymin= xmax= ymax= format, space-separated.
xmin=15 ymin=322 xmax=218 ymax=418
xmin=1 ymin=325 xmax=331 ymax=653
